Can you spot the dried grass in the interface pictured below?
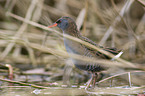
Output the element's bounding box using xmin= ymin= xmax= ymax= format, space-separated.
xmin=0 ymin=0 xmax=145 ymax=93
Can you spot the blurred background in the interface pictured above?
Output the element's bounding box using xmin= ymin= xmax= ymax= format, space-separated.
xmin=0 ymin=0 xmax=145 ymax=93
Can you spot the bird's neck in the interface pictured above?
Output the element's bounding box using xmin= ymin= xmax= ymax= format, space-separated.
xmin=63 ymin=26 xmax=81 ymax=38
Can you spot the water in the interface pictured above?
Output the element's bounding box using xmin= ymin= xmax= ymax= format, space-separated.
xmin=0 ymin=86 xmax=144 ymax=96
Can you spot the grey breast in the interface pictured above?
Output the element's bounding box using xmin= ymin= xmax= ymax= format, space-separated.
xmin=64 ymin=37 xmax=99 ymax=71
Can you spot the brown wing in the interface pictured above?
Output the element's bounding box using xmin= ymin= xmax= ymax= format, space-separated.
xmin=96 ymin=47 xmax=122 ymax=59
xmin=80 ymin=36 xmax=122 ymax=59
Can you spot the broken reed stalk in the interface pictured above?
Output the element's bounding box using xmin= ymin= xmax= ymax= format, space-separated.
xmin=0 ymin=28 xmax=137 ymax=69
xmin=98 ymin=71 xmax=145 ymax=84
xmin=0 ymin=78 xmax=48 ymax=89
xmin=5 ymin=64 xmax=13 ymax=80
xmin=6 ymin=38 xmax=126 ymax=68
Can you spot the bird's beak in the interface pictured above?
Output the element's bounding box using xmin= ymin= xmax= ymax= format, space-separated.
xmin=48 ymin=23 xmax=57 ymax=28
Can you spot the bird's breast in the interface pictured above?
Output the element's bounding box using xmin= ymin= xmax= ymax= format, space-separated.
xmin=64 ymin=38 xmax=85 ymax=55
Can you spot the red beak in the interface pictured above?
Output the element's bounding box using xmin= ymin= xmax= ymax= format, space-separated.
xmin=48 ymin=23 xmax=57 ymax=28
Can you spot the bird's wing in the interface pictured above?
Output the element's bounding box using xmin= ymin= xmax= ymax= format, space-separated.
xmin=96 ymin=47 xmax=122 ymax=59
xmin=84 ymin=46 xmax=122 ymax=60
xmin=80 ymin=36 xmax=122 ymax=60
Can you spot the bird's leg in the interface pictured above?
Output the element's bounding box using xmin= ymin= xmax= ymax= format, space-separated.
xmin=110 ymin=78 xmax=113 ymax=87
xmin=92 ymin=73 xmax=98 ymax=88
xmin=85 ymin=74 xmax=93 ymax=90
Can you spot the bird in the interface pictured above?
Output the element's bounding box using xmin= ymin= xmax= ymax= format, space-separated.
xmin=48 ymin=16 xmax=122 ymax=89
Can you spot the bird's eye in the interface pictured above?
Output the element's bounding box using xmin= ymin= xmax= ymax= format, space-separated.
xmin=56 ymin=20 xmax=61 ymax=23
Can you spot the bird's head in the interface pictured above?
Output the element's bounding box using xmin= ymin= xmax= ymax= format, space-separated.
xmin=48 ymin=16 xmax=77 ymax=31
